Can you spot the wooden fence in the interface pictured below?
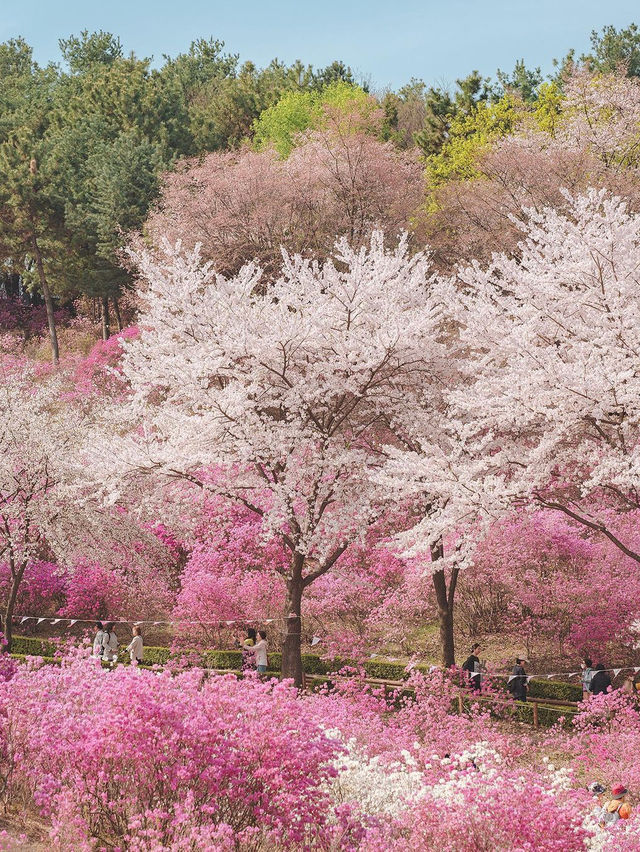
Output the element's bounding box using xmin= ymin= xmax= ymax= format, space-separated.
xmin=301 ymin=672 xmax=579 ymax=728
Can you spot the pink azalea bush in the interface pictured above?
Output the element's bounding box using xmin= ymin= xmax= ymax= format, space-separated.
xmin=58 ymin=561 xmax=127 ymax=620
xmin=567 ymin=690 xmax=640 ymax=794
xmin=0 ymin=298 xmax=70 ymax=347
xmin=364 ymin=765 xmax=592 ymax=851
xmin=67 ymin=326 xmax=139 ymax=399
xmin=173 ymin=501 xmax=287 ymax=645
xmin=0 ymin=653 xmax=636 ymax=849
xmin=308 ymin=670 xmax=596 ymax=850
xmin=461 ymin=510 xmax=640 ymax=660
xmin=0 ymin=560 xmax=65 ymax=617
xmin=0 ymin=656 xmax=348 ymax=850
xmin=306 ymin=531 xmax=423 ymax=658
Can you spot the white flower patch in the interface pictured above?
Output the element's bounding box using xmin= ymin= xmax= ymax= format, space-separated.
xmin=327 ymin=734 xmax=428 ymax=817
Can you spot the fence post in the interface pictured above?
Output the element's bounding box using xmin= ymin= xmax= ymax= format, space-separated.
xmin=533 ymin=702 xmax=539 ymax=729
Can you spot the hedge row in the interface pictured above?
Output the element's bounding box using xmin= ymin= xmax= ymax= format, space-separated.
xmin=10 ymin=636 xmax=582 ymax=703
xmin=12 ymin=637 xmax=57 ymax=657
xmin=493 ymin=675 xmax=582 ymax=704
xmin=528 ymin=678 xmax=582 ymax=703
xmin=513 ymin=700 xmax=577 ymax=728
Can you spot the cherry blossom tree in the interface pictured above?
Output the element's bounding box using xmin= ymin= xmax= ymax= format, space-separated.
xmin=452 ymin=189 xmax=640 ymax=568
xmin=0 ymin=365 xmax=80 ymax=649
xmin=0 ymin=359 xmax=173 ymax=648
xmin=86 ymin=233 xmax=457 ymax=682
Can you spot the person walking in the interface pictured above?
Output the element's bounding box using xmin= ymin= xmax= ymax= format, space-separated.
xmin=509 ymin=657 xmax=528 ymax=702
xmin=126 ymin=626 xmax=144 ymax=665
xmin=101 ymin=622 xmax=119 ymax=662
xmin=92 ymin=621 xmax=105 ymax=658
xmin=590 ymin=664 xmax=612 ymax=696
xmin=254 ymin=630 xmax=268 ymax=674
xmin=581 ymin=657 xmax=594 ymax=699
xmin=462 ymin=643 xmax=482 ymax=691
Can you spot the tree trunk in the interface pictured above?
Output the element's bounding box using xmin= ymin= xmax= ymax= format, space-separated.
xmin=3 ymin=564 xmax=26 ymax=653
xmin=112 ymin=296 xmax=123 ymax=332
xmin=30 ymin=234 xmax=59 ymax=363
xmin=281 ymin=555 xmax=304 ymax=686
xmin=431 ymin=541 xmax=459 ymax=668
xmin=101 ymin=295 xmax=111 ymax=340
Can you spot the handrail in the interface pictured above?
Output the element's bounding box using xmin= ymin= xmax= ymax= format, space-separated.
xmin=302 ymin=671 xmax=579 ymax=728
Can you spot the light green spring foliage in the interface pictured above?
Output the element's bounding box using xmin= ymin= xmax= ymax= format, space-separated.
xmin=425 ymin=95 xmax=525 ymax=191
xmin=532 ymin=81 xmax=564 ymax=136
xmin=424 ymin=81 xmax=570 ymax=206
xmin=252 ymin=80 xmax=375 ymax=157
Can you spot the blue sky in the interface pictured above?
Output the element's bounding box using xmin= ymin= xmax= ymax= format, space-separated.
xmin=3 ymin=1 xmax=640 ymax=91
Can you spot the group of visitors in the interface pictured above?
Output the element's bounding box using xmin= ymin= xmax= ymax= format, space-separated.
xmin=239 ymin=628 xmax=269 ymax=673
xmin=581 ymin=657 xmax=619 ymax=697
xmin=92 ymin=622 xmax=144 ymax=664
xmin=461 ymin=643 xmax=532 ymax=700
xmin=462 ymin=645 xmax=640 ymax=703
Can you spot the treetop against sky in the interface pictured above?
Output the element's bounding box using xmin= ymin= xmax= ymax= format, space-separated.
xmin=5 ymin=0 xmax=640 ymax=90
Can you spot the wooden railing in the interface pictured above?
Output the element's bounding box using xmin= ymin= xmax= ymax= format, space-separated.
xmin=301 ymin=672 xmax=579 ymax=728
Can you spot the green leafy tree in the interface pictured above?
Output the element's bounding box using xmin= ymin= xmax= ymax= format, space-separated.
xmin=47 ymin=32 xmax=181 ymax=336
xmin=532 ymin=81 xmax=564 ymax=135
xmin=0 ymin=40 xmax=64 ymax=361
xmin=424 ymin=94 xmax=523 ymax=191
xmin=583 ymin=24 xmax=640 ymax=77
xmin=494 ymin=59 xmax=543 ymax=102
xmin=157 ymin=38 xmax=239 ymax=154
xmin=415 ymin=71 xmax=490 ymax=157
xmin=253 ymin=80 xmax=376 ymax=157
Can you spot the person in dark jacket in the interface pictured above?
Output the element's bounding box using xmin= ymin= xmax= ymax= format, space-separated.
xmin=509 ymin=658 xmax=528 ymax=702
xmin=462 ymin=643 xmax=482 ymax=691
xmin=590 ymin=664 xmax=612 ymax=695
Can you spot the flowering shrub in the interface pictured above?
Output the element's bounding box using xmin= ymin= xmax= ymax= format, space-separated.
xmin=68 ymin=327 xmax=139 ymax=399
xmin=0 ymin=656 xmax=346 ymax=849
xmin=59 ymin=561 xmax=126 ymax=620
xmin=461 ymin=510 xmax=640 ymax=660
xmin=0 ymin=652 xmax=637 ymax=849
xmin=314 ymin=671 xmax=595 ymax=851
xmin=363 ymin=762 xmax=592 ymax=851
xmin=0 ymin=560 xmax=65 ymax=616
xmin=173 ymin=501 xmax=287 ymax=646
xmin=568 ymin=690 xmax=640 ymax=795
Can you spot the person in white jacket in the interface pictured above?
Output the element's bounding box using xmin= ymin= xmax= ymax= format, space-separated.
xmin=92 ymin=622 xmax=105 ymax=657
xmin=126 ymin=626 xmax=144 ymax=665
xmin=101 ymin=622 xmax=119 ymax=662
xmin=254 ymin=630 xmax=268 ymax=674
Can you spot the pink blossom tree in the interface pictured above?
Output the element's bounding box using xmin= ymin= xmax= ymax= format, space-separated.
xmin=85 ymin=234 xmax=456 ymax=682
xmin=144 ymin=125 xmax=423 ymax=276
xmin=0 ymin=358 xmax=176 ymax=647
xmin=0 ymin=364 xmax=80 ymax=649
